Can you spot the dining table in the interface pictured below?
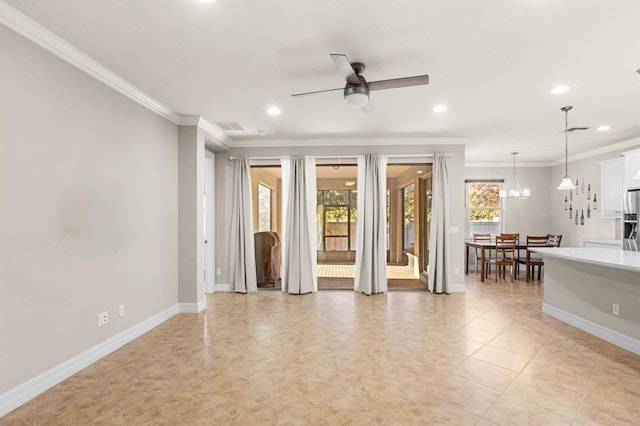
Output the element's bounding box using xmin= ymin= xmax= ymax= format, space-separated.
xmin=465 ymin=240 xmax=535 ymax=282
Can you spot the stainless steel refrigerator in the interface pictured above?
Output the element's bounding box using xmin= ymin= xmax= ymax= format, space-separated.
xmin=623 ymin=189 xmax=640 ymax=251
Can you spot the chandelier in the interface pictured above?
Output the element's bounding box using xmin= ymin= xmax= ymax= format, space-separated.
xmin=500 ymin=152 xmax=530 ymax=199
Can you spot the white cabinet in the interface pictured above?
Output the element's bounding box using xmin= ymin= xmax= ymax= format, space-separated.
xmin=599 ymin=157 xmax=624 ymax=218
xmin=623 ymin=149 xmax=640 ymax=190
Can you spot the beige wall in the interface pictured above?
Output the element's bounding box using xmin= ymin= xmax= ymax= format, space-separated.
xmin=464 ymin=166 xmax=552 ymax=239
xmin=0 ymin=27 xmax=179 ymax=393
xmin=543 ymin=258 xmax=640 ymax=342
xmin=549 ymin=149 xmax=635 ymax=247
xmin=215 ymin=145 xmax=467 ymax=288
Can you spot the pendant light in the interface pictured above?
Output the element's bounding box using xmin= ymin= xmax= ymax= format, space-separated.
xmin=557 ymin=106 xmax=577 ymax=190
xmin=501 ymin=152 xmax=530 ymax=199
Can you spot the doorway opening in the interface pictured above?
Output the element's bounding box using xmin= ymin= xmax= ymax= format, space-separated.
xmin=316 ymin=164 xmax=358 ymax=289
xmin=251 ymin=165 xmax=283 ymax=290
xmin=387 ymin=164 xmax=432 ymax=290
xmin=250 ymin=161 xmax=432 ymax=291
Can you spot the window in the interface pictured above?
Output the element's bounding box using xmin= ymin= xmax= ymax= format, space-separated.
xmin=258 ymin=184 xmax=271 ymax=232
xmin=403 ymin=183 xmax=415 ymax=250
xmin=466 ymin=180 xmax=503 ymax=236
xmin=316 ymin=189 xmax=357 ymax=251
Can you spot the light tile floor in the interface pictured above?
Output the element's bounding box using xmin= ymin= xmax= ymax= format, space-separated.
xmin=3 ymin=274 xmax=640 ymax=425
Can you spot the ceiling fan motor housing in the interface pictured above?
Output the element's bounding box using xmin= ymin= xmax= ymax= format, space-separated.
xmin=344 ymin=74 xmax=369 ymax=97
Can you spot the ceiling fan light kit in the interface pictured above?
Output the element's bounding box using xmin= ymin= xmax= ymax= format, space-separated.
xmin=344 ymin=85 xmax=369 ymax=108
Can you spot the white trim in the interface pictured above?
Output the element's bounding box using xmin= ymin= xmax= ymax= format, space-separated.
xmin=180 ymin=116 xmax=230 ymax=150
xmin=448 ymin=284 xmax=466 ymax=293
xmin=204 ymin=151 xmax=216 ymax=294
xmin=229 ymin=136 xmax=469 ymax=148
xmin=548 ymin=137 xmax=640 ymax=167
xmin=0 ymin=1 xmax=181 ymax=125
xmin=465 ymin=161 xmax=549 ymax=168
xmin=215 ymin=283 xmax=233 ymax=292
xmin=542 ymin=303 xmax=640 ymax=356
xmin=622 ymin=147 xmax=640 ymax=157
xmin=468 ymin=137 xmax=640 ymax=168
xmin=0 ymin=304 xmax=179 ymax=418
xmin=178 ymin=300 xmax=206 ymax=314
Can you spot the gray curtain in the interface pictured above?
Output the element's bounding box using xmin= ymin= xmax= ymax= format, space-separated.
xmin=428 ymin=153 xmax=451 ymax=293
xmin=228 ymin=156 xmax=257 ymax=293
xmin=281 ymin=155 xmax=317 ymax=294
xmin=354 ymin=154 xmax=388 ymax=295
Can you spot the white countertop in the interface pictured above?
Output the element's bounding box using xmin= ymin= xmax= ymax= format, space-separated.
xmin=533 ymin=247 xmax=640 ymax=273
xmin=583 ymin=239 xmax=622 ymax=247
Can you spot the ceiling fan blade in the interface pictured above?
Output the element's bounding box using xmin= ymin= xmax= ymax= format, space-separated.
xmin=291 ymin=87 xmax=343 ymax=97
xmin=566 ymin=127 xmax=590 ymax=132
xmin=330 ymin=54 xmax=361 ymax=85
xmin=361 ymin=100 xmax=374 ymax=114
xmin=368 ymin=75 xmax=429 ymax=91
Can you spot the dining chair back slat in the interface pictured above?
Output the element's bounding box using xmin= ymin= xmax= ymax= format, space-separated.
xmin=546 ymin=234 xmax=563 ymax=247
xmin=487 ymin=235 xmax=517 ymax=282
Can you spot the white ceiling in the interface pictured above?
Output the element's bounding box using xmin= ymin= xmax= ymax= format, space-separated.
xmin=5 ymin=0 xmax=640 ymax=164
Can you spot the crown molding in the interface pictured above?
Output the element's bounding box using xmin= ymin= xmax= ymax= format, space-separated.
xmin=465 ymin=161 xmax=549 ymax=168
xmin=548 ymin=136 xmax=640 ymax=167
xmin=228 ymin=136 xmax=469 ymax=148
xmin=0 ymin=1 xmax=182 ymax=125
xmin=180 ymin=116 xmax=230 ymax=151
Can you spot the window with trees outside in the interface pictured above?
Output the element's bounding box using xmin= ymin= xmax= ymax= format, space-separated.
xmin=467 ymin=180 xmax=503 ymax=236
xmin=317 ymin=189 xmax=357 ymax=251
xmin=258 ymin=184 xmax=271 ymax=232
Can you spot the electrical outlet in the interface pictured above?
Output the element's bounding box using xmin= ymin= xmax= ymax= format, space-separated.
xmin=454 ymin=267 xmax=460 ymax=275
xmin=216 ymin=268 xmax=221 ymax=276
xmin=119 ymin=304 xmax=125 ymax=317
xmin=97 ymin=312 xmax=108 ymax=327
xmin=612 ymin=303 xmax=620 ymax=316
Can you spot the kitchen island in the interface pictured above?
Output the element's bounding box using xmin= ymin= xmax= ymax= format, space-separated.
xmin=534 ymin=247 xmax=640 ymax=355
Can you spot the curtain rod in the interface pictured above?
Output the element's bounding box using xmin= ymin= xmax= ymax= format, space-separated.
xmin=228 ymin=153 xmax=453 ymax=161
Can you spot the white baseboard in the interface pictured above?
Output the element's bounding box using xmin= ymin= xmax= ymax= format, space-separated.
xmin=178 ymin=300 xmax=206 ymax=314
xmin=542 ymin=303 xmax=640 ymax=356
xmin=0 ymin=304 xmax=179 ymax=418
xmin=215 ymin=283 xmax=232 ymax=292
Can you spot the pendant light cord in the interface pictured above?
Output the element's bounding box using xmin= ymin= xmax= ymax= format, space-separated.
xmin=564 ymin=110 xmax=569 ymax=177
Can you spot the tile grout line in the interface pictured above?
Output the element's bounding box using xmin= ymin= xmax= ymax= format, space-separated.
xmin=477 ymin=325 xmax=555 ymax=423
xmin=572 ymin=353 xmax=601 ymax=425
xmin=100 ymin=364 xmax=128 ymax=426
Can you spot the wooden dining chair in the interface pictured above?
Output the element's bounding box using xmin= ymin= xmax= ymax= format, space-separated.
xmin=546 ymin=234 xmax=562 ymax=247
xmin=499 ymin=233 xmax=520 ymax=243
xmin=472 ymin=233 xmax=492 ymax=274
xmin=517 ymin=235 xmax=548 ymax=282
xmin=487 ymin=235 xmax=517 ymax=282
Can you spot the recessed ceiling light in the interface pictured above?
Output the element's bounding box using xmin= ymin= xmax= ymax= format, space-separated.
xmin=417 ymin=170 xmax=424 ymax=174
xmin=267 ymin=106 xmax=281 ymax=116
xmin=597 ymin=125 xmax=611 ymax=131
xmin=433 ymin=105 xmax=447 ymax=113
xmin=550 ymin=85 xmax=570 ymax=94
xmin=345 ymin=181 xmax=356 ymax=187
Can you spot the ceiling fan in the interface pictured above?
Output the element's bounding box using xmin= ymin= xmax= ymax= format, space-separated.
xmin=291 ymin=54 xmax=429 ymax=113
